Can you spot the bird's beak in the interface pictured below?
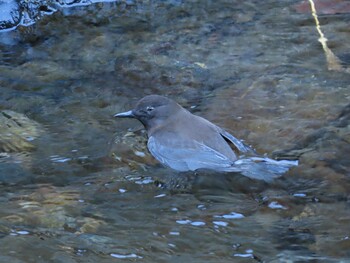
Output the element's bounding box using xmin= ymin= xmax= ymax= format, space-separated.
xmin=114 ymin=110 xmax=135 ymax=118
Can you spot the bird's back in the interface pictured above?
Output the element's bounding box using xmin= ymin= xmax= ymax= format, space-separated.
xmin=147 ymin=108 xmax=238 ymax=171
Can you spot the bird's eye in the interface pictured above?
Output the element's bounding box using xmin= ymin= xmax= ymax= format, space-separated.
xmin=146 ymin=106 xmax=154 ymax=112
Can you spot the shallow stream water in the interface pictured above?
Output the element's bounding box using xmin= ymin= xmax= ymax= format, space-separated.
xmin=0 ymin=0 xmax=349 ymax=262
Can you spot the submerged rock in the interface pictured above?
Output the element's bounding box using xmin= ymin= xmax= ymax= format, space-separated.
xmin=273 ymin=103 xmax=350 ymax=177
xmin=0 ymin=110 xmax=42 ymax=152
xmin=110 ymin=130 xmax=156 ymax=170
xmin=5 ymin=186 xmax=100 ymax=231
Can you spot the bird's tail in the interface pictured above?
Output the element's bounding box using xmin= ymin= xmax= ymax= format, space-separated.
xmin=228 ymin=157 xmax=298 ymax=182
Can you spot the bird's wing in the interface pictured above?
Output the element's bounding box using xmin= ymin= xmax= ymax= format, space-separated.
xmin=147 ymin=136 xmax=297 ymax=182
xmin=147 ymin=136 xmax=240 ymax=172
xmin=216 ymin=127 xmax=256 ymax=154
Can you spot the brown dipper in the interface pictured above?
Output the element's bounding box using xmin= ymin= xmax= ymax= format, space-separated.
xmin=115 ymin=95 xmax=297 ymax=181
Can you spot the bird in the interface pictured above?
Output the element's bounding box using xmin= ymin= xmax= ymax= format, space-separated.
xmin=114 ymin=95 xmax=297 ymax=182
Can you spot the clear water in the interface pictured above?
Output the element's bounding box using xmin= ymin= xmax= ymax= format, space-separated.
xmin=0 ymin=0 xmax=349 ymax=262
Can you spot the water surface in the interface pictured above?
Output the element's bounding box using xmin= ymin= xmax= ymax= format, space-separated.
xmin=0 ymin=0 xmax=349 ymax=262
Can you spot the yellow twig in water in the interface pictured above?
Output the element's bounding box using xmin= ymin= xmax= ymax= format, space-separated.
xmin=308 ymin=0 xmax=348 ymax=72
